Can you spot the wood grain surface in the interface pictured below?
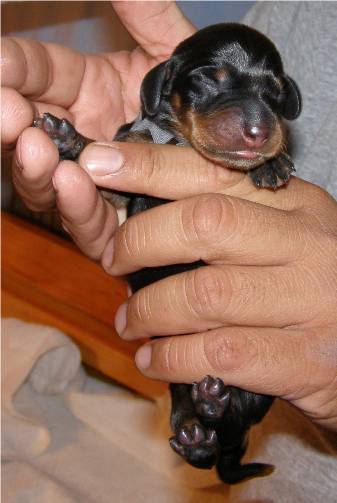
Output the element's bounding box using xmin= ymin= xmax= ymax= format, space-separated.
xmin=2 ymin=212 xmax=167 ymax=398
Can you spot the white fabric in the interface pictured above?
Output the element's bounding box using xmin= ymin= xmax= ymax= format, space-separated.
xmin=2 ymin=318 xmax=336 ymax=503
xmin=2 ymin=318 xmax=228 ymax=503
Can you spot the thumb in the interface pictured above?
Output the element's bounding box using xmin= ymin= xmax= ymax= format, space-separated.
xmin=79 ymin=140 xmax=244 ymax=200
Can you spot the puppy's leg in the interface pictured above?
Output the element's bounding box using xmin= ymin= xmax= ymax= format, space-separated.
xmin=169 ymin=383 xmax=219 ymax=469
xmin=34 ymin=113 xmax=90 ymax=160
xmin=249 ymin=153 xmax=295 ymax=189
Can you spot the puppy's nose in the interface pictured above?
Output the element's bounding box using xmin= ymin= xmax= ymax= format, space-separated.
xmin=243 ymin=124 xmax=269 ymax=148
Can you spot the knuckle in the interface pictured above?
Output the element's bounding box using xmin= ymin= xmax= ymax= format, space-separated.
xmin=186 ymin=267 xmax=229 ymax=318
xmin=155 ymin=336 xmax=198 ymax=377
xmin=184 ymin=193 xmax=233 ymax=244
xmin=203 ymin=328 xmax=258 ymax=373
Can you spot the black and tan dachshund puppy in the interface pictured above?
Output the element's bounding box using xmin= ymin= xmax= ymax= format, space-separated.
xmin=34 ymin=23 xmax=301 ymax=484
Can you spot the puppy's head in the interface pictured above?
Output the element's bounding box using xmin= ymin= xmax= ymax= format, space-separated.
xmin=141 ymin=23 xmax=301 ymax=170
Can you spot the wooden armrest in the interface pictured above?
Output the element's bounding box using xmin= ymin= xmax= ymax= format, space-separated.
xmin=1 ymin=212 xmax=166 ymax=398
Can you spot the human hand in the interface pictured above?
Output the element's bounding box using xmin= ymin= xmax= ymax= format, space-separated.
xmin=79 ymin=140 xmax=337 ymax=431
xmin=1 ymin=1 xmax=195 ymax=257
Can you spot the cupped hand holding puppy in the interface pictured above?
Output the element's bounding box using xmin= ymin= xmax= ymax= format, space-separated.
xmin=1 ymin=1 xmax=195 ymax=257
xmin=79 ymin=140 xmax=337 ymax=432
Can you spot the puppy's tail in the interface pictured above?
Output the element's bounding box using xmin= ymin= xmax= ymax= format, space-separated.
xmin=216 ymin=458 xmax=274 ymax=485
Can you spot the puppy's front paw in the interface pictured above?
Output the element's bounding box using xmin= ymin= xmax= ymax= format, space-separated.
xmin=170 ymin=424 xmax=218 ymax=469
xmin=34 ymin=112 xmax=88 ymax=160
xmin=192 ymin=375 xmax=230 ymax=423
xmin=250 ymin=153 xmax=295 ymax=189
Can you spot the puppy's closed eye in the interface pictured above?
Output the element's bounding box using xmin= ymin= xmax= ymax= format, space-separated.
xmin=214 ymin=68 xmax=231 ymax=82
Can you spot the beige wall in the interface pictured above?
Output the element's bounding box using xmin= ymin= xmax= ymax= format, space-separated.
xmin=2 ymin=1 xmax=136 ymax=52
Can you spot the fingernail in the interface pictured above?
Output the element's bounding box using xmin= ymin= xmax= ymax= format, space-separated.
xmin=101 ymin=238 xmax=114 ymax=272
xmin=61 ymin=222 xmax=70 ymax=234
xmin=135 ymin=344 xmax=152 ymax=370
xmin=82 ymin=143 xmax=124 ymax=176
xmin=114 ymin=301 xmax=128 ymax=336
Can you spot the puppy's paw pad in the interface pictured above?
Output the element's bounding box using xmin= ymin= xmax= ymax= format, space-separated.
xmin=33 ymin=112 xmax=87 ymax=160
xmin=170 ymin=424 xmax=218 ymax=469
xmin=192 ymin=375 xmax=230 ymax=421
xmin=250 ymin=154 xmax=295 ymax=189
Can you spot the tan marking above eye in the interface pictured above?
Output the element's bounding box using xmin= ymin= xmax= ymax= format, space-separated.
xmin=215 ymin=68 xmax=230 ymax=82
xmin=274 ymin=77 xmax=284 ymax=92
xmin=171 ymin=92 xmax=182 ymax=110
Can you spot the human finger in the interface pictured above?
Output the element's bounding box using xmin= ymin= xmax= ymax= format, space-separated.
xmin=12 ymin=127 xmax=60 ymax=211
xmin=1 ymin=86 xmax=74 ymax=153
xmin=104 ymin=193 xmax=309 ymax=275
xmin=52 ymin=161 xmax=119 ymax=260
xmin=1 ymin=87 xmax=35 ymax=149
xmin=115 ymin=264 xmax=323 ymax=340
xmin=79 ymin=141 xmax=312 ymax=210
xmin=134 ymin=326 xmax=337 ymax=426
xmin=2 ymin=37 xmax=85 ymax=107
xmin=79 ymin=141 xmax=245 ymax=201
xmin=112 ymin=1 xmax=195 ymax=60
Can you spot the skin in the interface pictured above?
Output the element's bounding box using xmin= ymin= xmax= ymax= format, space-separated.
xmin=2 ymin=2 xmax=336 ymax=431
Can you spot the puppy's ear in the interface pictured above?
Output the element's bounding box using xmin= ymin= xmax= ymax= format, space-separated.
xmin=282 ymin=75 xmax=302 ymax=120
xmin=140 ymin=60 xmax=173 ymax=116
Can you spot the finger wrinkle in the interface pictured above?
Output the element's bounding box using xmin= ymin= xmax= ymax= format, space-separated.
xmin=162 ymin=338 xmax=177 ymax=375
xmin=133 ymin=285 xmax=153 ymax=329
xmin=119 ymin=215 xmax=146 ymax=262
xmin=188 ymin=266 xmax=228 ymax=319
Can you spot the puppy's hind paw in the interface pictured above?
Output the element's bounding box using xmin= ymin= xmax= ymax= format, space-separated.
xmin=192 ymin=375 xmax=230 ymax=423
xmin=170 ymin=424 xmax=218 ymax=469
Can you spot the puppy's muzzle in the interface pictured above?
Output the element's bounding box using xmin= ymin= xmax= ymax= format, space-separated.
xmin=178 ymin=103 xmax=283 ymax=169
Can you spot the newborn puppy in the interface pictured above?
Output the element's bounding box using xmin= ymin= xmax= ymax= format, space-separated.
xmin=34 ymin=23 xmax=301 ymax=484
